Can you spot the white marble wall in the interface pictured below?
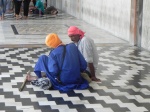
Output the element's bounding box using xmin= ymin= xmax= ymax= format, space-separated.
xmin=82 ymin=0 xmax=131 ymax=41
xmin=141 ymin=1 xmax=150 ymax=51
xmin=47 ymin=0 xmax=131 ymax=42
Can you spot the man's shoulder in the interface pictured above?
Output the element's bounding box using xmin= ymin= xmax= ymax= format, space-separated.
xmin=52 ymin=45 xmax=64 ymax=54
xmin=66 ymin=43 xmax=78 ymax=50
xmin=67 ymin=43 xmax=75 ymax=46
xmin=81 ymin=36 xmax=94 ymax=43
xmin=55 ymin=43 xmax=76 ymax=50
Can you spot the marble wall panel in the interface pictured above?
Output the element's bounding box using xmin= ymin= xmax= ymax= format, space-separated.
xmin=82 ymin=0 xmax=131 ymax=41
xmin=141 ymin=0 xmax=150 ymax=51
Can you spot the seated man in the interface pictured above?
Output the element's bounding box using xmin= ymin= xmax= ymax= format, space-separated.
xmin=27 ymin=33 xmax=89 ymax=92
xmin=68 ymin=26 xmax=101 ymax=82
xmin=30 ymin=0 xmax=45 ymax=16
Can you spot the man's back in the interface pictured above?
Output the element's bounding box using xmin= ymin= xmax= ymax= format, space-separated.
xmin=48 ymin=43 xmax=87 ymax=84
xmin=78 ymin=36 xmax=99 ymax=71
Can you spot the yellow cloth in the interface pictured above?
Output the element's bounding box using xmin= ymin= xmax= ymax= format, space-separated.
xmin=45 ymin=33 xmax=62 ymax=48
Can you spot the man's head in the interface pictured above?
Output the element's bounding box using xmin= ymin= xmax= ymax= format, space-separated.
xmin=45 ymin=33 xmax=62 ymax=48
xmin=67 ymin=26 xmax=85 ymax=43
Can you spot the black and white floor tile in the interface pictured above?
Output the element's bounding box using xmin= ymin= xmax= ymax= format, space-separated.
xmin=0 ymin=45 xmax=150 ymax=112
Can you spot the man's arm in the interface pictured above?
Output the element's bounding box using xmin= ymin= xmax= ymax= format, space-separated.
xmin=81 ymin=39 xmax=101 ymax=82
xmin=88 ymin=63 xmax=101 ymax=82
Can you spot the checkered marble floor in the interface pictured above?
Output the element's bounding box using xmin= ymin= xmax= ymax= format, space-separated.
xmin=0 ymin=45 xmax=150 ymax=112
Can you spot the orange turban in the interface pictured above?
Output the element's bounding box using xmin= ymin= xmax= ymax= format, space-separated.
xmin=67 ymin=26 xmax=85 ymax=39
xmin=45 ymin=33 xmax=62 ymax=48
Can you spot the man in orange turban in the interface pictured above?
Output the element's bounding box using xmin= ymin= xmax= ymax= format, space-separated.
xmin=68 ymin=26 xmax=101 ymax=82
xmin=27 ymin=33 xmax=89 ymax=92
xmin=45 ymin=33 xmax=62 ymax=48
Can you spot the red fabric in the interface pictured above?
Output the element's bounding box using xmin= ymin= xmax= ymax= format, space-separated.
xmin=68 ymin=26 xmax=85 ymax=39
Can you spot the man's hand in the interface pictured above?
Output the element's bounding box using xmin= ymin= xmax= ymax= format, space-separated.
xmin=91 ymin=76 xmax=101 ymax=82
xmin=88 ymin=63 xmax=101 ymax=82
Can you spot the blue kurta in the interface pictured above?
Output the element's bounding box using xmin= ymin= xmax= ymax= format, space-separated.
xmin=34 ymin=43 xmax=89 ymax=92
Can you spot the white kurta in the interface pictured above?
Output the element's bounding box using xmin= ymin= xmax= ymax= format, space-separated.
xmin=77 ymin=36 xmax=99 ymax=72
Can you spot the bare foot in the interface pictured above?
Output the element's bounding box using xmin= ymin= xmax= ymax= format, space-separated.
xmin=23 ymin=16 xmax=28 ymax=19
xmin=26 ymin=71 xmax=37 ymax=81
xmin=26 ymin=74 xmax=37 ymax=81
xmin=16 ymin=15 xmax=22 ymax=20
xmin=6 ymin=10 xmax=14 ymax=13
xmin=0 ymin=15 xmax=4 ymax=20
xmin=91 ymin=77 xmax=101 ymax=82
